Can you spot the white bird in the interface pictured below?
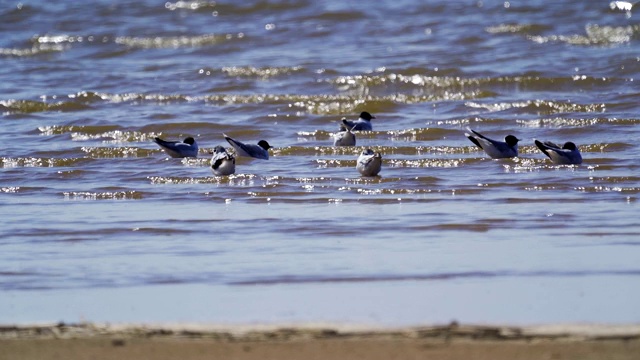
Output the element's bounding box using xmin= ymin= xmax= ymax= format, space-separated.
xmin=333 ymin=119 xmax=356 ymax=146
xmin=534 ymin=140 xmax=583 ymax=165
xmin=339 ymin=111 xmax=376 ymax=131
xmin=153 ymin=136 xmax=198 ymax=158
xmin=223 ymin=133 xmax=272 ymax=160
xmin=356 ymin=149 xmax=382 ymax=176
xmin=210 ymin=145 xmax=236 ymax=176
xmin=464 ymin=127 xmax=520 ymax=159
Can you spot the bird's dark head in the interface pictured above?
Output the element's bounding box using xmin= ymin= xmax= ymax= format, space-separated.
xmin=183 ymin=137 xmax=196 ymax=145
xmin=505 ymin=135 xmax=520 ymax=147
xmin=258 ymin=140 xmax=272 ymax=150
xmin=360 ymin=111 xmax=375 ymax=121
xmin=562 ymin=142 xmax=578 ymax=150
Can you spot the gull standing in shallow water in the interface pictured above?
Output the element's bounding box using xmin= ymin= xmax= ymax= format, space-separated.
xmin=210 ymin=145 xmax=236 ymax=176
xmin=153 ymin=136 xmax=199 ymax=158
xmin=333 ymin=119 xmax=356 ymax=146
xmin=339 ymin=111 xmax=376 ymax=131
xmin=356 ymin=149 xmax=382 ymax=176
xmin=464 ymin=127 xmax=520 ymax=159
xmin=534 ymin=140 xmax=583 ymax=165
xmin=223 ymin=133 xmax=272 ymax=160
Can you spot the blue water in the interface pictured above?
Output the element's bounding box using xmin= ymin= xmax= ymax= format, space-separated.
xmin=1 ymin=0 xmax=639 ymax=326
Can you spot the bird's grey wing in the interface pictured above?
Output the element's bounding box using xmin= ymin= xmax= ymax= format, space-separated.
xmin=465 ymin=133 xmax=484 ymax=150
xmin=153 ymin=137 xmax=179 ymax=148
xmin=224 ymin=135 xmax=252 ymax=155
xmin=468 ymin=128 xmax=490 ymax=141
xmin=468 ymin=128 xmax=506 ymax=148
xmin=542 ymin=141 xmax=562 ymax=150
xmin=534 ymin=140 xmax=554 ymax=159
xmin=469 ymin=129 xmax=506 ymax=147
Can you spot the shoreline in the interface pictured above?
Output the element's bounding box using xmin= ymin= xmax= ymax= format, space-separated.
xmin=2 ymin=322 xmax=639 ymax=360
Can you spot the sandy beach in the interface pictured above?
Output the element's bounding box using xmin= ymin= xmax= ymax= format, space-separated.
xmin=2 ymin=322 xmax=639 ymax=360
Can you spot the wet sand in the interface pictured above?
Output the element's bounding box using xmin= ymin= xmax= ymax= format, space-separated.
xmin=1 ymin=323 xmax=639 ymax=360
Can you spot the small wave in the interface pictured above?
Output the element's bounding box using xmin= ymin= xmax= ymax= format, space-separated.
xmin=72 ymin=129 xmax=159 ymax=143
xmin=279 ymin=142 xmax=471 ymax=157
xmin=485 ymin=23 xmax=550 ymax=34
xmin=330 ymin=72 xmax=619 ymax=98
xmin=81 ymin=147 xmax=156 ymax=158
xmin=300 ymin=9 xmax=367 ymax=22
xmin=466 ymin=99 xmax=607 ymax=115
xmin=527 ymin=24 xmax=640 ymax=46
xmin=203 ymin=93 xmax=403 ymax=115
xmin=94 ymin=92 xmax=194 ymax=103
xmin=387 ymin=158 xmax=467 ymax=168
xmin=315 ymin=157 xmax=467 ymax=169
xmin=115 ymin=33 xmax=244 ymax=49
xmin=0 ymin=80 xmax=627 ymax=128
xmin=575 ymin=186 xmax=640 ymax=194
xmin=32 ymin=34 xmax=91 ymax=45
xmin=581 ymin=142 xmax=634 ymax=152
xmin=38 ymin=124 xmax=122 ymax=136
xmin=411 ymin=223 xmax=490 ymax=232
xmin=1 ymin=186 xmax=49 ymax=194
xmin=0 ymin=99 xmax=91 ymax=114
xmin=1 ymin=186 xmax=21 ymax=193
xmin=1 ymin=157 xmax=88 ymax=168
xmin=62 ymin=191 xmax=144 ymax=200
xmin=217 ymin=65 xmax=306 ymax=79
xmin=164 ymin=1 xmax=217 ymax=11
xmin=315 ymin=92 xmax=488 ymax=112
xmin=171 ymin=0 xmax=308 ymax=16
xmin=385 ymin=128 xmax=465 ymax=141
xmin=229 ymin=269 xmax=640 ymax=286
xmin=148 ymin=174 xmax=258 ymax=185
xmin=25 ymin=31 xmax=246 ymax=54
xmin=275 ymin=145 xmax=400 ymax=157
xmin=0 ymin=44 xmax=66 ymax=57
xmin=517 ymin=117 xmax=640 ymax=128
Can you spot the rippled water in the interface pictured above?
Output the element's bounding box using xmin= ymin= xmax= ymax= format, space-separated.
xmin=1 ymin=0 xmax=639 ymax=325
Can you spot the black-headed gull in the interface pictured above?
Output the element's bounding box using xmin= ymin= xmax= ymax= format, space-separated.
xmin=465 ymin=127 xmax=519 ymax=159
xmin=339 ymin=111 xmax=375 ymax=131
xmin=153 ymin=136 xmax=198 ymax=158
xmin=534 ymin=140 xmax=583 ymax=165
xmin=223 ymin=133 xmax=272 ymax=160
xmin=210 ymin=145 xmax=236 ymax=176
xmin=356 ymin=149 xmax=382 ymax=176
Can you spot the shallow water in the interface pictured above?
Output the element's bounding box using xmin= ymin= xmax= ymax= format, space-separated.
xmin=1 ymin=0 xmax=639 ymax=325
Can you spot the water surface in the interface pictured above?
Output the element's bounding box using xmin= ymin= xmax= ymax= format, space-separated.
xmin=1 ymin=0 xmax=639 ymax=325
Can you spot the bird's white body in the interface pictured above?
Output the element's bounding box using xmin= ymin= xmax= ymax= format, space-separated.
xmin=333 ymin=119 xmax=356 ymax=146
xmin=210 ymin=146 xmax=236 ymax=176
xmin=464 ymin=127 xmax=519 ymax=159
xmin=223 ymin=134 xmax=271 ymax=160
xmin=535 ymin=140 xmax=582 ymax=165
xmin=356 ymin=149 xmax=382 ymax=176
